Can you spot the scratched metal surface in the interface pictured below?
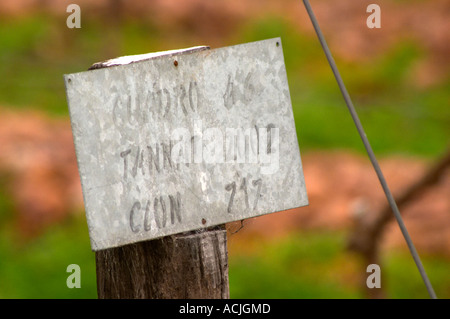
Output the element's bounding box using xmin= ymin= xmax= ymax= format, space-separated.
xmin=65 ymin=38 xmax=308 ymax=251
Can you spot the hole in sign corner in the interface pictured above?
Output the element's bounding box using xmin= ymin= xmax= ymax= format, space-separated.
xmin=201 ymin=218 xmax=207 ymax=225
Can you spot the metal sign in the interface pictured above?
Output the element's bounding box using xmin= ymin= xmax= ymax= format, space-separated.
xmin=64 ymin=38 xmax=308 ymax=251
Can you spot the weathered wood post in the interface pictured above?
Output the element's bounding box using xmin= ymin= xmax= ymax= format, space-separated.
xmin=64 ymin=38 xmax=308 ymax=299
xmin=95 ymin=226 xmax=229 ymax=298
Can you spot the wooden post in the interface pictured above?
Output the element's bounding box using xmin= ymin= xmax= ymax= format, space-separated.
xmin=90 ymin=48 xmax=229 ymax=299
xmin=96 ymin=226 xmax=229 ymax=299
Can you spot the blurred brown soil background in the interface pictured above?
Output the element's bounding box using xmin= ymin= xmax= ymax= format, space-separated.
xmin=0 ymin=109 xmax=448 ymax=255
xmin=1 ymin=0 xmax=448 ymax=87
xmin=0 ymin=0 xmax=449 ymax=255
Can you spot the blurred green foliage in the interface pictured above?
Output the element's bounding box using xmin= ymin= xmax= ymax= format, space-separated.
xmin=1 ymin=218 xmax=449 ymax=298
xmin=1 ymin=15 xmax=448 ymax=154
xmin=229 ymin=232 xmax=450 ymax=299
xmin=0 ymin=214 xmax=96 ymax=298
xmin=0 ymin=13 xmax=448 ymax=299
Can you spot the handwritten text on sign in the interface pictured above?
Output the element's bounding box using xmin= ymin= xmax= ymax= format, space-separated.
xmin=65 ymin=38 xmax=308 ymax=251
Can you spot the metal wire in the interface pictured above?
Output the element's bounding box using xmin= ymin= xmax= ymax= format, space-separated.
xmin=301 ymin=0 xmax=437 ymax=299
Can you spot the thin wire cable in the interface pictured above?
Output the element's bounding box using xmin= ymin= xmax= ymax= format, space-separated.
xmin=301 ymin=0 xmax=437 ymax=299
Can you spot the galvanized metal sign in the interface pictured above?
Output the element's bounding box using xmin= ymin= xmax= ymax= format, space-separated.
xmin=65 ymin=38 xmax=308 ymax=251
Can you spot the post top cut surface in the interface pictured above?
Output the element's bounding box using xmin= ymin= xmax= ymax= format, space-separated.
xmin=65 ymin=38 xmax=308 ymax=251
xmin=88 ymin=45 xmax=210 ymax=70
